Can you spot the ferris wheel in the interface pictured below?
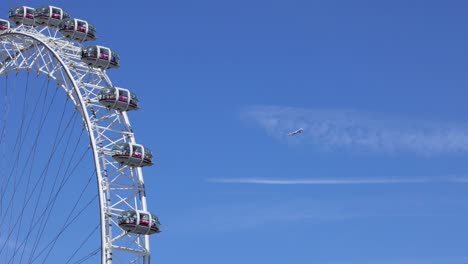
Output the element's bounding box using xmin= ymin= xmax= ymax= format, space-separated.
xmin=0 ymin=5 xmax=160 ymax=264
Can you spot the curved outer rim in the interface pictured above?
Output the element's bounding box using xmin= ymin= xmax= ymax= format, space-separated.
xmin=0 ymin=25 xmax=151 ymax=264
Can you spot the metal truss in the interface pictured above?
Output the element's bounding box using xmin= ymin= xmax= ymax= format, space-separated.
xmin=0 ymin=24 xmax=152 ymax=264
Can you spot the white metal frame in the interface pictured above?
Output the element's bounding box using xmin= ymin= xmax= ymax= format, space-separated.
xmin=0 ymin=23 xmax=152 ymax=264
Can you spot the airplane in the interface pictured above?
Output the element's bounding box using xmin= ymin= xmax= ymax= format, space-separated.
xmin=288 ymin=128 xmax=304 ymax=136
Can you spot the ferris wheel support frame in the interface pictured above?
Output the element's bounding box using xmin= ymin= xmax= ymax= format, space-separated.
xmin=0 ymin=24 xmax=152 ymax=264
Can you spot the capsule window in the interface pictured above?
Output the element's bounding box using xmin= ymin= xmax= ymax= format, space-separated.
xmin=123 ymin=144 xmax=131 ymax=155
xmin=10 ymin=7 xmax=23 ymax=17
xmin=63 ymin=12 xmax=70 ymax=20
xmin=0 ymin=20 xmax=9 ymax=30
xmin=144 ymin=148 xmax=152 ymax=161
xmin=130 ymin=93 xmax=139 ymax=105
xmin=140 ymin=213 xmax=150 ymax=226
xmin=118 ymin=90 xmax=129 ymax=103
xmin=82 ymin=46 xmax=95 ymax=57
xmin=25 ymin=8 xmax=34 ymax=18
xmin=132 ymin=145 xmax=143 ymax=158
xmin=88 ymin=24 xmax=96 ymax=36
xmin=151 ymin=216 xmax=159 ymax=226
xmin=62 ymin=19 xmax=74 ymax=30
xmin=99 ymin=88 xmax=115 ymax=100
xmin=111 ymin=53 xmax=119 ymax=64
xmin=112 ymin=143 xmax=129 ymax=155
xmin=77 ymin=21 xmax=86 ymax=32
xmin=129 ymin=211 xmax=137 ymax=222
xmin=51 ymin=7 xmax=61 ymax=18
xmin=36 ymin=6 xmax=47 ymax=15
xmin=108 ymin=88 xmax=117 ymax=100
xmin=100 ymin=48 xmax=110 ymax=60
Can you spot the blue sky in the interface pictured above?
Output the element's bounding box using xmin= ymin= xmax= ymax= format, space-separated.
xmin=2 ymin=0 xmax=468 ymax=263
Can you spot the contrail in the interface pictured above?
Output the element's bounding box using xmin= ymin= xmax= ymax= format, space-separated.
xmin=208 ymin=177 xmax=468 ymax=185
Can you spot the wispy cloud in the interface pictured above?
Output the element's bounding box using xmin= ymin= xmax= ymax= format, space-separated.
xmin=242 ymin=106 xmax=468 ymax=155
xmin=208 ymin=176 xmax=468 ymax=185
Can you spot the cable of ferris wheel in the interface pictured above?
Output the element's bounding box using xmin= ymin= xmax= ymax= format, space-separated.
xmin=12 ymin=169 xmax=97 ymax=264
xmin=0 ymin=77 xmax=85 ymax=262
xmin=0 ymin=85 xmax=65 ymax=235
xmin=11 ymin=170 xmax=98 ymax=264
xmin=28 ymin=108 xmax=81 ymax=253
xmin=0 ymin=78 xmax=56 ymax=243
xmin=31 ymin=146 xmax=93 ymax=262
xmin=42 ymin=173 xmax=98 ymax=264
xmin=0 ymin=78 xmax=50 ymax=217
xmin=1 ymin=75 xmax=48 ymax=262
xmin=0 ymin=75 xmax=56 ymax=223
xmin=73 ymin=247 xmax=101 ymax=264
xmin=10 ymin=77 xmax=53 ymax=263
xmin=0 ymin=73 xmax=57 ymax=253
xmin=0 ymin=72 xmax=33 ymax=218
xmin=64 ymin=222 xmax=100 ymax=264
xmin=30 ymin=191 xmax=99 ymax=264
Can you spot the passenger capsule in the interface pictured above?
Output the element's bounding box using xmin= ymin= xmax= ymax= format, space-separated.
xmin=0 ymin=19 xmax=10 ymax=31
xmin=98 ymin=87 xmax=139 ymax=111
xmin=118 ymin=210 xmax=161 ymax=235
xmin=112 ymin=143 xmax=153 ymax=167
xmin=81 ymin=46 xmax=120 ymax=69
xmin=59 ymin=18 xmax=96 ymax=42
xmin=35 ymin=6 xmax=70 ymax=27
xmin=8 ymin=6 xmax=35 ymax=26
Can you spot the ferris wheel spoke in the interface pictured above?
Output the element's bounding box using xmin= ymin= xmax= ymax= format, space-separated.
xmin=23 ymin=187 xmax=96 ymax=264
xmin=30 ymin=185 xmax=98 ymax=264
xmin=13 ymin=172 xmax=95 ymax=263
xmin=1 ymin=85 xmax=58 ymax=230
xmin=0 ymin=74 xmax=29 ymax=214
xmin=64 ymin=223 xmax=100 ymax=264
xmin=29 ymin=191 xmax=98 ymax=264
xmin=1 ymin=77 xmax=51 ymax=217
xmin=0 ymin=73 xmax=35 ymax=227
xmin=71 ymin=247 xmax=101 ymax=264
xmin=0 ymin=100 xmax=68 ymax=256
xmin=10 ymin=105 xmax=78 ymax=256
xmin=28 ymin=114 xmax=82 ymax=259
xmin=0 ymin=74 xmax=57 ymax=259
xmin=28 ymin=140 xmax=91 ymax=262
xmin=0 ymin=76 xmax=56 ymax=215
